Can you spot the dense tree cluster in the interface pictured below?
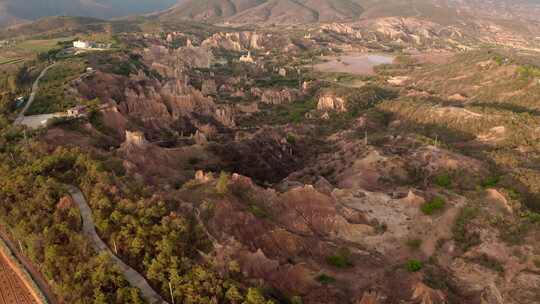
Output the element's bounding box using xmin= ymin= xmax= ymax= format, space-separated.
xmin=0 ymin=114 xmax=272 ymax=303
xmin=0 ymin=142 xmax=144 ymax=303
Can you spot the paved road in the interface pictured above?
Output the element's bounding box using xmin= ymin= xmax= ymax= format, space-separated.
xmin=67 ymin=186 xmax=168 ymax=304
xmin=14 ymin=64 xmax=55 ymax=125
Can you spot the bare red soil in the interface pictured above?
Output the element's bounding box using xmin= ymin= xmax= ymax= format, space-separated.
xmin=0 ymin=253 xmax=38 ymax=304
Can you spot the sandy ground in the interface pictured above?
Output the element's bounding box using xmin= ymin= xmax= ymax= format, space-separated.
xmin=314 ymin=53 xmax=395 ymax=75
xmin=16 ymin=114 xmax=62 ymax=129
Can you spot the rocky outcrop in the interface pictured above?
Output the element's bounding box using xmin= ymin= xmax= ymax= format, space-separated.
xmin=317 ymin=94 xmax=347 ymax=112
xmin=261 ymin=89 xmax=299 ymax=105
xmin=412 ymin=283 xmax=446 ymax=304
xmin=123 ymin=130 xmax=148 ymax=147
xmin=192 ymin=130 xmax=208 ymax=145
xmin=215 ymin=106 xmax=235 ymax=128
xmin=195 ymin=170 xmax=213 ymax=183
xmin=202 ymin=32 xmax=262 ymax=51
xmin=485 ymin=189 xmax=513 ymax=214
xmin=322 ymin=23 xmax=363 ymax=39
xmin=201 ymin=79 xmax=217 ymax=96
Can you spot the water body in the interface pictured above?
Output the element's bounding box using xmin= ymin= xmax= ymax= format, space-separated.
xmin=314 ymin=53 xmax=396 ymax=75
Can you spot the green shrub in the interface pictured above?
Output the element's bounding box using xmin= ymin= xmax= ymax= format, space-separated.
xmin=216 ymin=171 xmax=230 ymax=194
xmin=526 ymin=212 xmax=540 ymax=223
xmin=482 ymin=175 xmax=500 ymax=188
xmin=248 ymin=205 xmax=269 ymax=218
xmin=286 ymin=133 xmax=297 ymax=144
xmin=421 ymin=197 xmax=446 ymax=215
xmin=517 ymin=65 xmax=540 ymax=79
xmin=290 ymin=296 xmax=303 ymax=304
xmin=406 ymin=259 xmax=423 ymax=272
xmin=434 ymin=173 xmax=452 ymax=188
xmin=326 ymin=248 xmax=353 ymax=268
xmin=315 ymin=274 xmax=336 ymax=284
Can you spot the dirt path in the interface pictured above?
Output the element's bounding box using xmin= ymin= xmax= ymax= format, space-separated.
xmin=67 ymin=186 xmax=168 ymax=304
xmin=14 ymin=63 xmax=55 ymax=125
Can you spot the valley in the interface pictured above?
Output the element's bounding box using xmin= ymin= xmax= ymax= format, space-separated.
xmin=0 ymin=1 xmax=540 ymax=304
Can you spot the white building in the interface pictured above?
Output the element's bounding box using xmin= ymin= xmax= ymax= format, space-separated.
xmin=73 ymin=40 xmax=91 ymax=49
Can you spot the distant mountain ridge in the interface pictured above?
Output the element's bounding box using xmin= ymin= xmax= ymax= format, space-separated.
xmin=160 ymin=0 xmax=540 ymax=25
xmin=1 ymin=0 xmax=539 ymax=30
xmin=0 ymin=0 xmax=178 ymax=26
xmin=160 ymin=0 xmax=365 ymax=23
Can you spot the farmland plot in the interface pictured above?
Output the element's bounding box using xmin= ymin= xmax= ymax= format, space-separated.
xmin=0 ymin=254 xmax=38 ymax=304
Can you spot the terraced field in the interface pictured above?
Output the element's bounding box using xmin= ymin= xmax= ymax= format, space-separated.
xmin=0 ymin=253 xmax=38 ymax=304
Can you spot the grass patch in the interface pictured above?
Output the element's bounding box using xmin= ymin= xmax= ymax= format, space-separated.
xmin=15 ymin=38 xmax=73 ymax=53
xmin=434 ymin=173 xmax=452 ymax=188
xmin=517 ymin=65 xmax=540 ymax=79
xmin=421 ymin=197 xmax=446 ymax=215
xmin=315 ymin=274 xmax=336 ymax=284
xmin=526 ymin=211 xmax=540 ymax=223
xmin=468 ymin=254 xmax=504 ymax=273
xmin=27 ymin=59 xmax=85 ymax=115
xmin=406 ymin=259 xmax=423 ymax=272
xmin=326 ymin=248 xmax=353 ymax=268
xmin=452 ymin=207 xmax=480 ymax=251
xmin=216 ymin=171 xmax=230 ymax=194
xmin=248 ymin=205 xmax=269 ymax=219
xmin=481 ymin=175 xmax=500 ymax=188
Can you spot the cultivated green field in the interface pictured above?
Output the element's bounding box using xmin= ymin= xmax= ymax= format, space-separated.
xmin=14 ymin=37 xmax=73 ymax=53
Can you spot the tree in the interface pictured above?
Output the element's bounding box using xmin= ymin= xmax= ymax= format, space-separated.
xmin=243 ymin=288 xmax=272 ymax=304
xmin=216 ymin=171 xmax=230 ymax=194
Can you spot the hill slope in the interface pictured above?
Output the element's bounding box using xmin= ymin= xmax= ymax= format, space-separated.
xmin=161 ymin=0 xmax=364 ymax=23
xmin=161 ymin=0 xmax=540 ymax=26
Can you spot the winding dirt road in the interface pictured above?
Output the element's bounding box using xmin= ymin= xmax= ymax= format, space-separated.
xmin=67 ymin=186 xmax=168 ymax=304
xmin=6 ymin=63 xmax=167 ymax=303
xmin=14 ymin=64 xmax=55 ymax=125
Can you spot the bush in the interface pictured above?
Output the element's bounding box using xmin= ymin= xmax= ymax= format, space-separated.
xmin=434 ymin=173 xmax=452 ymax=188
xmin=286 ymin=133 xmax=297 ymax=144
xmin=216 ymin=171 xmax=229 ymax=194
xmin=517 ymin=65 xmax=540 ymax=79
xmin=421 ymin=197 xmax=446 ymax=215
xmin=315 ymin=274 xmax=336 ymax=284
xmin=248 ymin=205 xmax=269 ymax=218
xmin=482 ymin=175 xmax=500 ymax=188
xmin=290 ymin=296 xmax=303 ymax=304
xmin=406 ymin=259 xmax=423 ymax=272
xmin=528 ymin=212 xmax=540 ymax=223
xmin=326 ymin=248 xmax=353 ymax=268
